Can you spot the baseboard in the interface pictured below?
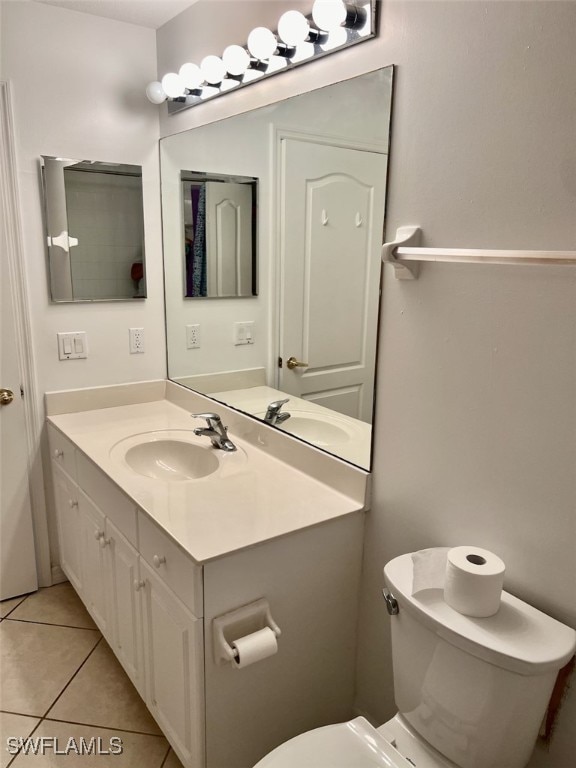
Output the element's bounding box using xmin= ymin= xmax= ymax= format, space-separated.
xmin=50 ymin=564 xmax=67 ymax=585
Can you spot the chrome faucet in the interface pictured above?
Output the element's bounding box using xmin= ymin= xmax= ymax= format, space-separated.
xmin=264 ymin=398 xmax=291 ymax=426
xmin=192 ymin=413 xmax=236 ymax=452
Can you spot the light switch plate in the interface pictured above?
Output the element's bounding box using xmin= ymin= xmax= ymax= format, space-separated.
xmin=234 ymin=321 xmax=254 ymax=346
xmin=57 ymin=332 xmax=88 ymax=360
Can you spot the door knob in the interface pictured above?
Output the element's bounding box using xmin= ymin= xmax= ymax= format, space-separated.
xmin=286 ymin=357 xmax=308 ymax=370
xmin=0 ymin=389 xmax=14 ymax=406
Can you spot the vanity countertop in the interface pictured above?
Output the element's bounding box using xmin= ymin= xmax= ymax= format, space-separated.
xmin=48 ymin=399 xmax=365 ymax=565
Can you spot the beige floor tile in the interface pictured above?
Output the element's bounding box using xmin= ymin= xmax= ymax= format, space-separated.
xmin=0 ymin=595 xmax=28 ymax=619
xmin=47 ymin=640 xmax=162 ymax=735
xmin=9 ymin=583 xmax=97 ymax=630
xmin=0 ymin=620 xmax=100 ymax=716
xmin=10 ymin=720 xmax=169 ymax=767
xmin=163 ymin=749 xmax=185 ymax=768
xmin=0 ymin=712 xmax=40 ymax=768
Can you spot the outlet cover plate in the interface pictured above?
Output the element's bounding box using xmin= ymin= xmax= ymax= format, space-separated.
xmin=129 ymin=327 xmax=145 ymax=354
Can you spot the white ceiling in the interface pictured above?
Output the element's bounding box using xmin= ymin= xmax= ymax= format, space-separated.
xmin=34 ymin=0 xmax=199 ymax=30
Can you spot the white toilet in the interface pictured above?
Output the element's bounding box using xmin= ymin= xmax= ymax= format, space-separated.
xmin=255 ymin=551 xmax=576 ymax=768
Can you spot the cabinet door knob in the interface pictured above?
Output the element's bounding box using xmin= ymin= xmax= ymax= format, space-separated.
xmin=152 ymin=555 xmax=166 ymax=568
xmin=94 ymin=530 xmax=105 ymax=541
xmin=134 ymin=580 xmax=146 ymax=591
xmin=99 ymin=537 xmax=110 ymax=549
xmin=54 ymin=449 xmax=64 ymax=459
xmin=68 ymin=499 xmax=78 ymax=508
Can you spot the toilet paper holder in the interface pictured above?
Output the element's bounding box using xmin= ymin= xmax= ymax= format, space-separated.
xmin=213 ymin=598 xmax=281 ymax=665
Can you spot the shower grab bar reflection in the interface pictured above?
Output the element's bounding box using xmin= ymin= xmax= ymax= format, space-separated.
xmin=382 ymin=226 xmax=576 ymax=280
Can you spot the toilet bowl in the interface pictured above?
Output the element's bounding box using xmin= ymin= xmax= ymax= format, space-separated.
xmin=254 ymin=551 xmax=576 ymax=768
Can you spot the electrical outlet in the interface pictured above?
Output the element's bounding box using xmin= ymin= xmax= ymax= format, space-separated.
xmin=129 ymin=327 xmax=145 ymax=354
xmin=186 ymin=324 xmax=201 ymax=349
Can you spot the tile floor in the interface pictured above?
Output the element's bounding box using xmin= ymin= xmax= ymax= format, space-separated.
xmin=0 ymin=583 xmax=184 ymax=767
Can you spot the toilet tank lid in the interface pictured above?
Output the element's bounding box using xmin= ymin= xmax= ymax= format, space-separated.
xmin=384 ymin=553 xmax=576 ymax=676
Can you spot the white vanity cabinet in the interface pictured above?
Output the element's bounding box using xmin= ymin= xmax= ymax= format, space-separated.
xmin=48 ymin=424 xmax=206 ymax=766
xmin=78 ymin=488 xmax=108 ymax=634
xmin=47 ymin=421 xmax=365 ymax=768
xmin=139 ymin=558 xmax=205 ymax=767
xmin=52 ymin=460 xmax=83 ymax=594
xmin=105 ymin=518 xmax=144 ymax=695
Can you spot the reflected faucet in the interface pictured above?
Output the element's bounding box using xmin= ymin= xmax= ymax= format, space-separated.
xmin=264 ymin=399 xmax=291 ymax=426
xmin=192 ymin=413 xmax=237 ymax=452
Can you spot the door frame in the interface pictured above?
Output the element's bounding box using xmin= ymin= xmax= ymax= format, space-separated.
xmin=0 ymin=80 xmax=52 ymax=587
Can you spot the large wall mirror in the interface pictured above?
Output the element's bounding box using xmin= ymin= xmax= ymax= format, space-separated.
xmin=41 ymin=157 xmax=146 ymax=302
xmin=161 ymin=67 xmax=393 ymax=470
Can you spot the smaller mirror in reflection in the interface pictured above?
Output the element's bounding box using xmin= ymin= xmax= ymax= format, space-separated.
xmin=181 ymin=171 xmax=258 ymax=299
xmin=41 ymin=156 xmax=146 ymax=302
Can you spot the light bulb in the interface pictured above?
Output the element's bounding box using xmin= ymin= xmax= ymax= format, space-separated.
xmin=145 ymin=81 xmax=167 ymax=104
xmin=247 ymin=27 xmax=278 ymax=60
xmin=278 ymin=11 xmax=311 ymax=45
xmin=222 ymin=45 xmax=250 ymax=76
xmin=161 ymin=72 xmax=186 ymax=98
xmin=312 ymin=0 xmax=347 ymax=31
xmin=179 ymin=63 xmax=203 ymax=90
xmin=201 ymin=55 xmax=226 ymax=85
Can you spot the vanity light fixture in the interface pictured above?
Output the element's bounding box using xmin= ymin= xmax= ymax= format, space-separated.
xmin=146 ymin=1 xmax=377 ymax=114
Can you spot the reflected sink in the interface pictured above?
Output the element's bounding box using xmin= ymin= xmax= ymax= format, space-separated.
xmin=110 ymin=430 xmax=224 ymax=482
xmin=256 ymin=411 xmax=352 ymax=447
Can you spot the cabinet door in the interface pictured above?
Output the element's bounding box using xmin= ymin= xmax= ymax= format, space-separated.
xmin=140 ymin=559 xmax=205 ymax=768
xmin=78 ymin=489 xmax=108 ymax=634
xmin=106 ymin=518 xmax=144 ymax=696
xmin=52 ymin=462 xmax=82 ymax=593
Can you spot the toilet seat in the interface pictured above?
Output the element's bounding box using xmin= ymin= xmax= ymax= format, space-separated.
xmin=253 ymin=717 xmax=417 ymax=767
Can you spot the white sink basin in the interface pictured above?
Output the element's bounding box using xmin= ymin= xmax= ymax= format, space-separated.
xmin=110 ymin=430 xmax=223 ymax=482
xmin=256 ymin=411 xmax=352 ymax=447
xmin=124 ymin=439 xmax=219 ymax=481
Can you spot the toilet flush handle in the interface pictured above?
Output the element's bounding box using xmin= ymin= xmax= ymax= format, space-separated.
xmin=382 ymin=589 xmax=399 ymax=615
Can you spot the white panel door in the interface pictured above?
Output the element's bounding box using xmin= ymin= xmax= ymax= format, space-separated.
xmin=205 ymin=181 xmax=252 ymax=297
xmin=279 ymin=139 xmax=387 ymax=422
xmin=0 ymin=168 xmax=37 ymax=599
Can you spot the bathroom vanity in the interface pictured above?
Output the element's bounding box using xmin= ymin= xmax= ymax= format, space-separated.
xmin=46 ymin=380 xmax=367 ymax=768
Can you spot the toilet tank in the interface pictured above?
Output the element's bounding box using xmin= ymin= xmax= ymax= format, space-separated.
xmin=384 ymin=553 xmax=576 ymax=768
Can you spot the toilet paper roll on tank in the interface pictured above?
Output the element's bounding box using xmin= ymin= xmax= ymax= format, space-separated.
xmin=411 ymin=546 xmax=506 ymax=617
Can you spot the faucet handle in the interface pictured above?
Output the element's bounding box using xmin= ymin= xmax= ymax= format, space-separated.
xmin=192 ymin=412 xmax=221 ymax=426
xmin=270 ymin=398 xmax=289 ymax=409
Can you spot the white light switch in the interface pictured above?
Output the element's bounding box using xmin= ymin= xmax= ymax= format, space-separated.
xmin=234 ymin=321 xmax=255 ymax=346
xmin=57 ymin=332 xmax=88 ymax=360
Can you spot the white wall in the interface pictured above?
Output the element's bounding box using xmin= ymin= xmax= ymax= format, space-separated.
xmin=158 ymin=2 xmax=576 ymax=766
xmin=1 ymin=0 xmax=165 ymax=396
xmin=1 ymin=0 xmax=165 ymax=572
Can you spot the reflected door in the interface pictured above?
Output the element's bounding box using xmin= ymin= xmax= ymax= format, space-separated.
xmin=206 ymin=181 xmax=253 ymax=297
xmin=279 ymin=138 xmax=387 ymax=422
